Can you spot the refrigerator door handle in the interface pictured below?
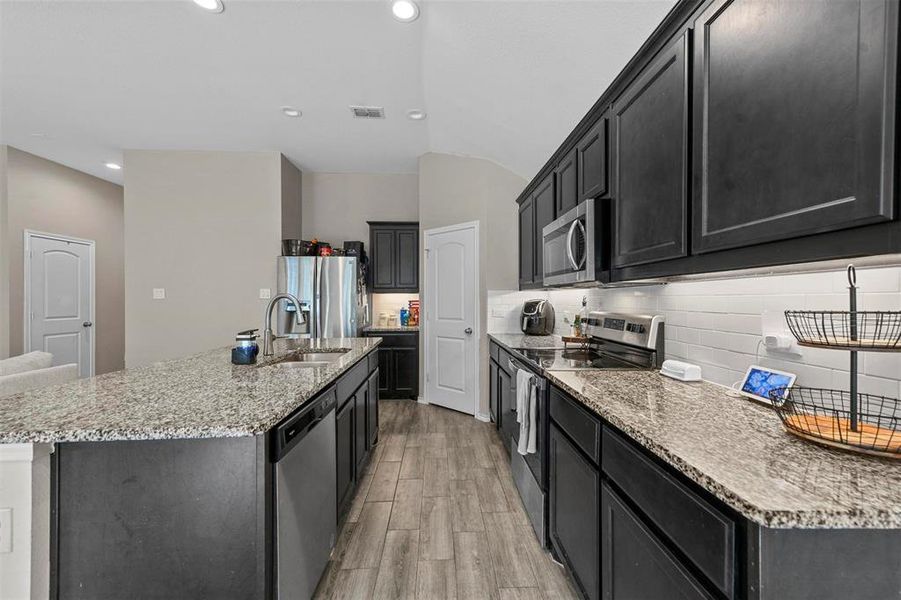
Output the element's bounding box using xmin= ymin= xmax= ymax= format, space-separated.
xmin=314 ymin=259 xmax=322 ymax=338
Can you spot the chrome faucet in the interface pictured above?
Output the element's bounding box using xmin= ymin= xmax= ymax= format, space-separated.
xmin=262 ymin=293 xmax=305 ymax=356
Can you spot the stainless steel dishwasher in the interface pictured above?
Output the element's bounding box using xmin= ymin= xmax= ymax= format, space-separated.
xmin=274 ymin=387 xmax=337 ymax=600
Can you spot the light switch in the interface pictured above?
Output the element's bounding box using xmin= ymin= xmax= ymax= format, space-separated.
xmin=0 ymin=508 xmax=11 ymax=553
xmin=259 ymin=288 xmax=271 ymax=300
xmin=152 ymin=288 xmax=166 ymax=300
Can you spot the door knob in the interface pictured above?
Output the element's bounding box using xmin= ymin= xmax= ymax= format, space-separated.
xmin=83 ymin=321 xmax=93 ymax=327
xmin=464 ymin=327 xmax=473 ymax=335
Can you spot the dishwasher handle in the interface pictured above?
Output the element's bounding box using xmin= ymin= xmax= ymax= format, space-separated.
xmin=274 ymin=387 xmax=337 ymax=460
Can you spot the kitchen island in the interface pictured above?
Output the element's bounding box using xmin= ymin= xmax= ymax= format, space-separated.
xmin=0 ymin=337 xmax=381 ymax=600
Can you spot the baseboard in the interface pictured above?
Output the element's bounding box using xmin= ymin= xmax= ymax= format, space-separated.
xmin=417 ymin=396 xmax=429 ymax=405
xmin=475 ymin=412 xmax=491 ymax=423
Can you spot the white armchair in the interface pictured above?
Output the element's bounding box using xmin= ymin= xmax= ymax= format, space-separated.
xmin=0 ymin=351 xmax=78 ymax=398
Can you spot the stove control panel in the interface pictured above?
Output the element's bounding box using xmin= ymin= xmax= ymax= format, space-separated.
xmin=585 ymin=311 xmax=664 ymax=350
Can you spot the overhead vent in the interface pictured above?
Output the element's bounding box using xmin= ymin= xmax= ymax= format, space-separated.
xmin=350 ymin=105 xmax=385 ymax=119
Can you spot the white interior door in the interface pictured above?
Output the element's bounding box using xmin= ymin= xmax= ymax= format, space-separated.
xmin=425 ymin=222 xmax=478 ymax=415
xmin=25 ymin=232 xmax=94 ymax=377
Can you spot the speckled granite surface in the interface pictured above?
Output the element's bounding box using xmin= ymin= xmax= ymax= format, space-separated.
xmin=488 ymin=333 xmax=566 ymax=350
xmin=364 ymin=325 xmax=420 ymax=333
xmin=0 ymin=337 xmax=379 ymax=444
xmin=547 ymin=369 xmax=901 ymax=529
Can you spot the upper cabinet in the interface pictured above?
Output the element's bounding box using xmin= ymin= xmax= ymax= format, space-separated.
xmin=518 ymin=195 xmax=536 ymax=288
xmin=691 ymin=0 xmax=896 ymax=253
xmin=514 ymin=0 xmax=899 ymax=284
xmin=518 ymin=173 xmax=555 ymax=289
xmin=577 ymin=113 xmax=609 ymax=203
xmin=519 ymin=173 xmax=556 ymax=289
xmin=555 ymin=148 xmax=579 ymax=216
xmin=368 ymin=222 xmax=419 ymax=292
xmin=612 ymin=33 xmax=690 ymax=268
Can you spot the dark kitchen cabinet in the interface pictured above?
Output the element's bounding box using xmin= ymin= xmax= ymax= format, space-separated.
xmin=555 ymin=147 xmax=578 ymax=216
xmin=577 ymin=113 xmax=609 ymax=202
xmin=498 ymin=362 xmax=515 ymax=447
xmin=519 ymin=173 xmax=555 ymax=289
xmin=692 ymin=0 xmax=895 ymax=254
xmin=612 ymin=32 xmax=690 ymax=268
xmin=335 ymin=394 xmax=356 ymax=514
xmin=354 ymin=384 xmax=367 ymax=473
xmin=601 ymin=482 xmax=713 ymax=600
xmin=489 ymin=359 xmax=498 ymax=425
xmin=549 ymin=422 xmax=601 ymax=600
xmin=518 ymin=195 xmax=536 ymax=288
xmin=534 ymin=174 xmax=555 ymax=283
xmin=369 ymin=221 xmax=419 ymax=292
xmin=365 ymin=331 xmax=419 ymax=400
xmin=367 ymin=369 xmax=379 ymax=448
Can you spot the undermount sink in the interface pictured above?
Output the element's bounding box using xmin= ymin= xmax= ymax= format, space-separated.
xmin=269 ymin=351 xmax=347 ymax=368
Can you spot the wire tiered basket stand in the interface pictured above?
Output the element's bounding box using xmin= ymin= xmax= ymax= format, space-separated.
xmin=771 ymin=265 xmax=901 ymax=459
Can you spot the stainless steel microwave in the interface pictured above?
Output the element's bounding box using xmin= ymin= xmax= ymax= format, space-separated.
xmin=542 ymin=199 xmax=598 ymax=286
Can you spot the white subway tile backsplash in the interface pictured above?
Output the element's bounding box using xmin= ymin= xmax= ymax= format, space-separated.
xmin=487 ymin=263 xmax=901 ymax=392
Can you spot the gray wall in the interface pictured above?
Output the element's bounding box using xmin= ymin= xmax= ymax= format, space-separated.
xmin=124 ymin=150 xmax=283 ymax=367
xmin=281 ymin=155 xmax=303 ymax=239
xmin=6 ymin=147 xmax=125 ymax=374
xmin=301 ymin=172 xmax=418 ymax=246
xmin=0 ymin=145 xmax=8 ymax=359
xmin=418 ymin=152 xmax=526 ymax=414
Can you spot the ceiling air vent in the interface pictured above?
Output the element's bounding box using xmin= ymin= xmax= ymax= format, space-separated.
xmin=350 ymin=105 xmax=385 ymax=119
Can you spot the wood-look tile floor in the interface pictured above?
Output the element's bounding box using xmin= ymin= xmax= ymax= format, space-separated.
xmin=314 ymin=400 xmax=580 ymax=600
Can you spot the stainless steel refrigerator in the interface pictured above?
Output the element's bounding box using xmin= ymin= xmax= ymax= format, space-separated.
xmin=276 ymin=256 xmax=370 ymax=338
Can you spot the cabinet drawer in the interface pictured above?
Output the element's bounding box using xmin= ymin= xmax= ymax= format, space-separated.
xmin=368 ymin=350 xmax=379 ymax=373
xmin=601 ymin=482 xmax=714 ymax=600
xmin=375 ymin=332 xmax=418 ymax=348
xmin=337 ymin=358 xmax=369 ymax=409
xmin=602 ymin=427 xmax=735 ymax=599
xmin=549 ymin=386 xmax=601 ymax=464
xmin=490 ymin=341 xmax=500 ymax=362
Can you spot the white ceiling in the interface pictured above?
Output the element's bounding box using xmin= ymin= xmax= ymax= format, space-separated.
xmin=0 ymin=0 xmax=674 ymax=184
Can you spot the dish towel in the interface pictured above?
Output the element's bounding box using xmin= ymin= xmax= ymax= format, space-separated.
xmin=515 ymin=369 xmax=538 ymax=455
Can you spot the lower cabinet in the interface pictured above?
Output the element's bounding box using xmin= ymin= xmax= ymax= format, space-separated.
xmin=367 ymin=369 xmax=379 ymax=447
xmin=337 ymin=351 xmax=380 ymax=517
xmin=366 ymin=331 xmax=419 ymax=399
xmin=354 ymin=383 xmax=367 ymax=474
xmin=601 ymin=482 xmax=713 ymax=600
xmin=549 ymin=422 xmax=601 ymax=600
xmin=489 ymin=359 xmax=498 ymax=425
xmin=335 ymin=396 xmax=356 ymax=513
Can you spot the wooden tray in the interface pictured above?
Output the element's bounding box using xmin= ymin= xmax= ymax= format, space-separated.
xmin=783 ymin=413 xmax=901 ymax=459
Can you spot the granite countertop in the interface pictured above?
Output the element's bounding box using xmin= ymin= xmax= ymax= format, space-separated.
xmin=547 ymin=369 xmax=901 ymax=529
xmin=365 ymin=325 xmax=420 ymax=333
xmin=488 ymin=333 xmax=566 ymax=349
xmin=0 ymin=337 xmax=380 ymax=444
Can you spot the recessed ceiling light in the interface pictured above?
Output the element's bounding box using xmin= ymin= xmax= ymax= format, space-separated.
xmin=391 ymin=0 xmax=419 ymax=22
xmin=406 ymin=109 xmax=427 ymax=121
xmin=192 ymin=0 xmax=224 ymax=13
xmin=281 ymin=106 xmax=302 ymax=118
xmin=105 ymin=162 xmax=122 ymax=170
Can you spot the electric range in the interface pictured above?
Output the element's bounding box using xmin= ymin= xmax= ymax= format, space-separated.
xmin=500 ymin=311 xmax=665 ymax=550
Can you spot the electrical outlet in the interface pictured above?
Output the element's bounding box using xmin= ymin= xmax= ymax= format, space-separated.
xmin=259 ymin=288 xmax=271 ymax=300
xmin=0 ymin=508 xmax=12 ymax=553
xmin=152 ymin=288 xmax=166 ymax=300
